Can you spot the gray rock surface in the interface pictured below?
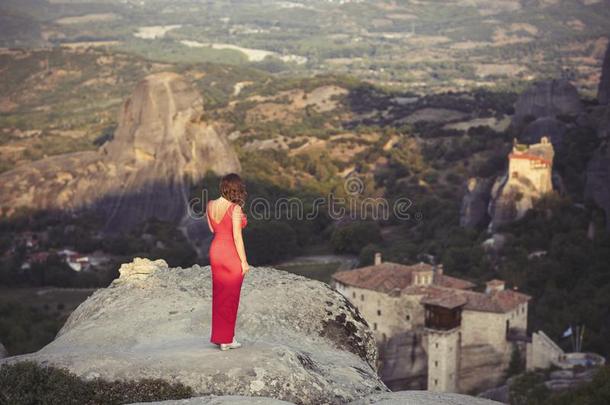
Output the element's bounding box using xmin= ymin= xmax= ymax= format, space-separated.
xmin=130 ymin=395 xmax=294 ymax=405
xmin=0 ymin=258 xmax=385 ymax=405
xmin=0 ymin=72 xmax=240 ymax=235
xmin=459 ymin=178 xmax=492 ymax=228
xmin=595 ymin=104 xmax=610 ymax=139
xmin=585 ymin=141 xmax=610 ymax=229
xmin=599 ymin=42 xmax=610 ymax=105
xmin=521 ymin=116 xmax=567 ymax=147
xmin=131 ymin=391 xmax=502 ymax=405
xmin=513 ymin=79 xmax=583 ymax=124
xmin=347 ymin=391 xmax=501 ymax=404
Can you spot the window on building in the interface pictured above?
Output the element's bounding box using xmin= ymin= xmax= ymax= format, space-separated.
xmin=377 ymin=309 xmax=381 ymax=316
xmin=361 ymin=294 xmax=364 ymax=301
xmin=435 ymin=361 xmax=438 ymax=367
xmin=382 ymin=333 xmax=386 ymax=342
xmin=373 ymin=322 xmax=377 ymax=330
xmin=435 ymin=343 xmax=439 ymax=349
xmin=352 ymin=292 xmax=356 ymax=299
xmin=406 ymin=314 xmax=410 ymax=321
xmin=434 ymin=379 xmax=438 ymax=386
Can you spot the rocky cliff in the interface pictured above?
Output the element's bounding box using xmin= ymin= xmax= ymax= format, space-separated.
xmin=585 ymin=141 xmax=610 ymax=230
xmin=0 ymin=258 xmax=383 ymax=404
xmin=0 ymin=72 xmax=240 ymax=234
xmin=598 ymin=42 xmax=610 ymax=105
xmin=459 ymin=178 xmax=493 ymax=229
xmin=585 ymin=41 xmax=610 ymax=230
xmin=521 ymin=117 xmax=567 ymax=148
xmin=0 ymin=258 xmax=500 ymax=405
xmin=514 ymin=79 xmax=583 ymax=122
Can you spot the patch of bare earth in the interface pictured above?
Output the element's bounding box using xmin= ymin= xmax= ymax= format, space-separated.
xmin=397 ymin=108 xmax=468 ymax=125
xmin=475 ymin=63 xmax=527 ymax=78
xmin=244 ymin=85 xmax=348 ymax=124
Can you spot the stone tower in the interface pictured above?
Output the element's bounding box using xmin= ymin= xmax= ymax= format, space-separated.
xmin=422 ymin=295 xmax=466 ymax=393
xmin=427 ymin=329 xmax=460 ymax=392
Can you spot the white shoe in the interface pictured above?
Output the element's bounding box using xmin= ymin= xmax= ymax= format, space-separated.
xmin=219 ymin=339 xmax=242 ymax=351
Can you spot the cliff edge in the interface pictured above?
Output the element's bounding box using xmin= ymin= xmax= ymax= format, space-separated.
xmin=0 ymin=259 xmax=501 ymax=405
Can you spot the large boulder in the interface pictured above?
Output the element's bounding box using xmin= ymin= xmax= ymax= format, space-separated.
xmin=513 ymin=79 xmax=583 ymax=125
xmin=599 ymin=42 xmax=610 ymax=105
xmin=0 ymin=72 xmax=240 ymax=234
xmin=0 ymin=258 xmax=385 ymax=405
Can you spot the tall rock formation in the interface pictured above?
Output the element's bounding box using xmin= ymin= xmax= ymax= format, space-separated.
xmin=0 ymin=72 xmax=240 ymax=234
xmin=598 ymin=42 xmax=610 ymax=105
xmin=521 ymin=117 xmax=567 ymax=148
xmin=514 ymin=79 xmax=583 ymax=121
xmin=488 ymin=137 xmax=555 ymax=231
xmin=459 ymin=178 xmax=493 ymax=229
xmin=585 ymin=142 xmax=610 ymax=230
xmin=585 ymin=42 xmax=610 ymax=230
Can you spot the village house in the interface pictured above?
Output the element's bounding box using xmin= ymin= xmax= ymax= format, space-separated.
xmin=58 ymin=249 xmax=90 ymax=272
xmin=330 ymin=253 xmax=530 ymax=393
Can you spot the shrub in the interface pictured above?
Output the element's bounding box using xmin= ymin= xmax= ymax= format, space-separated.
xmin=331 ymin=221 xmax=382 ymax=254
xmin=0 ymin=361 xmax=193 ymax=405
xmin=244 ymin=221 xmax=299 ymax=265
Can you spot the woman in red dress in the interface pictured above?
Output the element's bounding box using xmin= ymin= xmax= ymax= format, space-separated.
xmin=206 ymin=173 xmax=249 ymax=351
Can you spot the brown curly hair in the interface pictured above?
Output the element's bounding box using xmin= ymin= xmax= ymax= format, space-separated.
xmin=219 ymin=173 xmax=247 ymax=207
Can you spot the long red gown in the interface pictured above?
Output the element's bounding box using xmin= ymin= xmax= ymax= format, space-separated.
xmin=207 ymin=201 xmax=247 ymax=344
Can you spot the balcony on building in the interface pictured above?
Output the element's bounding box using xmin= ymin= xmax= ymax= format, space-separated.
xmin=422 ymin=294 xmax=467 ymax=331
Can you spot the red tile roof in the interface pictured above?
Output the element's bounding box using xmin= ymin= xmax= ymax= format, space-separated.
xmin=421 ymin=292 xmax=468 ymax=309
xmin=332 ymin=261 xmax=530 ymax=313
xmin=331 ymin=261 xmax=475 ymax=293
xmin=509 ymin=153 xmax=551 ymax=166
xmin=418 ymin=286 xmax=531 ymax=313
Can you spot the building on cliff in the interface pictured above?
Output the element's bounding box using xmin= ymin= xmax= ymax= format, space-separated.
xmin=330 ymin=254 xmax=531 ymax=394
xmin=488 ymin=136 xmax=554 ymax=231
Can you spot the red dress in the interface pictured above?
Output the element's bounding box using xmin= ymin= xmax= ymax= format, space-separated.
xmin=207 ymin=201 xmax=247 ymax=344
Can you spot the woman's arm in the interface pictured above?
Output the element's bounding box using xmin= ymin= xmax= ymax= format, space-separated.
xmin=232 ymin=204 xmax=249 ymax=274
